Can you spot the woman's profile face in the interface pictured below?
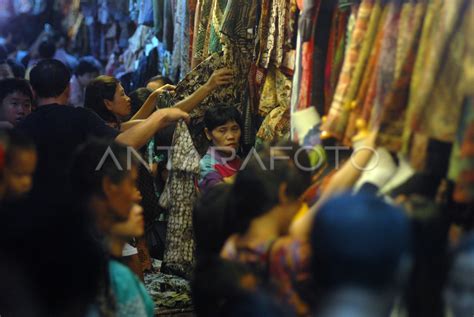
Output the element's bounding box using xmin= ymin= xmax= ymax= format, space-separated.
xmin=106 ymin=84 xmax=131 ymax=118
xmin=106 ymin=166 xmax=138 ymax=222
xmin=109 ymin=204 xmax=145 ymax=240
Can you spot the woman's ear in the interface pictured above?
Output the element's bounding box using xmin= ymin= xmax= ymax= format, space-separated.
xmin=278 ymin=182 xmax=290 ymax=204
xmin=104 ymin=99 xmax=114 ymax=111
xmin=102 ymin=176 xmax=117 ymax=201
xmin=204 ymin=128 xmax=212 ymax=141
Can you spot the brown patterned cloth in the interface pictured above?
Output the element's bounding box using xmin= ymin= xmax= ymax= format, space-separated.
xmin=376 ymin=1 xmax=426 ymax=152
xmin=159 ymin=121 xmax=201 ymax=279
xmin=403 ymin=0 xmax=466 ymax=150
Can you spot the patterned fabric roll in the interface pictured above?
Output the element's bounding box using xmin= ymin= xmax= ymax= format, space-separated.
xmin=322 ymin=0 xmax=374 ymax=139
xmin=376 ymin=1 xmax=426 ymax=151
xmin=369 ymin=1 xmax=401 ymax=129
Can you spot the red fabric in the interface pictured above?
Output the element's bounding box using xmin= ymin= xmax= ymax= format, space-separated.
xmin=297 ymin=0 xmax=322 ymax=110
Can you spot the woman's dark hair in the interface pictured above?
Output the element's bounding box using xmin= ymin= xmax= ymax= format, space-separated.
xmin=70 ymin=139 xmax=137 ymax=201
xmin=193 ymin=184 xmax=233 ymax=258
xmin=128 ymin=87 xmax=151 ymax=117
xmin=310 ymin=194 xmax=412 ymax=293
xmin=84 ymin=75 xmax=120 ymax=124
xmin=231 ymin=143 xmax=311 ymax=234
xmin=0 ymin=78 xmax=33 ymax=105
xmin=204 ymin=104 xmax=243 ymax=132
xmin=75 ymin=56 xmax=102 ymax=76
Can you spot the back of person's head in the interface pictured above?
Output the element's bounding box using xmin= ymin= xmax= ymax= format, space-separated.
xmin=0 ymin=197 xmax=105 ymax=317
xmin=29 ymin=59 xmax=71 ymax=99
xmin=311 ymin=193 xmax=412 ymax=292
xmin=75 ymin=56 xmax=101 ymax=76
xmin=0 ymin=78 xmax=33 ymax=105
xmin=4 ymin=129 xmax=36 ymax=164
xmin=231 ymin=144 xmax=311 ymax=234
xmin=146 ymin=75 xmax=173 ymax=90
xmin=128 ymin=87 xmax=151 ymax=117
xmin=84 ymin=75 xmax=119 ymax=123
xmin=192 ymin=257 xmax=257 ymax=317
xmin=70 ymin=139 xmax=136 ymax=201
xmin=204 ymin=104 xmax=243 ymax=132
xmin=38 ymin=39 xmax=56 ymax=59
xmin=193 ymin=184 xmax=233 ymax=258
xmin=6 ymin=59 xmax=26 ymax=79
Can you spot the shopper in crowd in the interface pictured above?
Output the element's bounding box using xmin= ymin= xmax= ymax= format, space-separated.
xmin=199 ymin=105 xmax=243 ymax=192
xmin=146 ymin=75 xmax=174 ymax=91
xmin=382 ymin=172 xmax=451 ymax=316
xmin=444 ymin=233 xmax=474 ymax=317
xmin=6 ymin=58 xmax=26 ymax=78
xmin=0 ymin=60 xmax=14 ymax=80
xmin=1 ymin=130 xmax=37 ymax=202
xmin=85 ymin=68 xmax=232 ymax=130
xmin=69 ymin=56 xmax=102 ymax=108
xmin=25 ymin=39 xmax=56 ymax=78
xmin=128 ymin=87 xmax=152 ymax=119
xmin=193 ymin=183 xmax=234 ymax=259
xmin=70 ymin=140 xmax=154 ymax=317
xmin=0 ymin=78 xmax=33 ymax=127
xmin=17 ymin=59 xmax=189 ymax=201
xmin=221 ymin=144 xmax=312 ymax=315
xmin=311 ymin=193 xmax=412 ymax=317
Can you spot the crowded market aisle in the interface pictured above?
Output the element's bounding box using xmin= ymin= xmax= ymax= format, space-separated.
xmin=0 ymin=0 xmax=473 ymax=316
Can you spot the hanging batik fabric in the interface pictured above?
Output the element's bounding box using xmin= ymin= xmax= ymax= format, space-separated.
xmin=193 ymin=0 xmax=213 ymax=65
xmin=415 ymin=0 xmax=471 ymax=143
xmin=368 ymin=1 xmax=401 ymax=129
xmin=453 ymin=101 xmax=474 ymax=204
xmin=403 ymin=0 xmax=465 ymax=153
xmin=342 ymin=0 xmax=383 ymax=144
xmin=322 ymin=0 xmax=374 ymax=140
xmin=256 ymin=65 xmax=293 ymax=143
xmin=220 ymin=0 xmax=259 ymax=148
xmin=324 ymin=6 xmax=350 ymax=115
xmin=290 ymin=0 xmax=321 ymax=140
xmin=171 ymin=0 xmax=190 ymax=82
xmin=376 ymin=1 xmax=426 ymax=151
xmin=159 ymin=121 xmax=201 ymax=279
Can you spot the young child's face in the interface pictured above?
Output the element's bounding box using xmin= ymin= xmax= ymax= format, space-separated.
xmin=1 ymin=91 xmax=32 ymax=126
xmin=5 ymin=148 xmax=37 ymax=200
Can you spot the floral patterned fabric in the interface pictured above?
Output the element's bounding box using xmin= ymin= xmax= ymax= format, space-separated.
xmin=257 ymin=66 xmax=293 ymax=142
